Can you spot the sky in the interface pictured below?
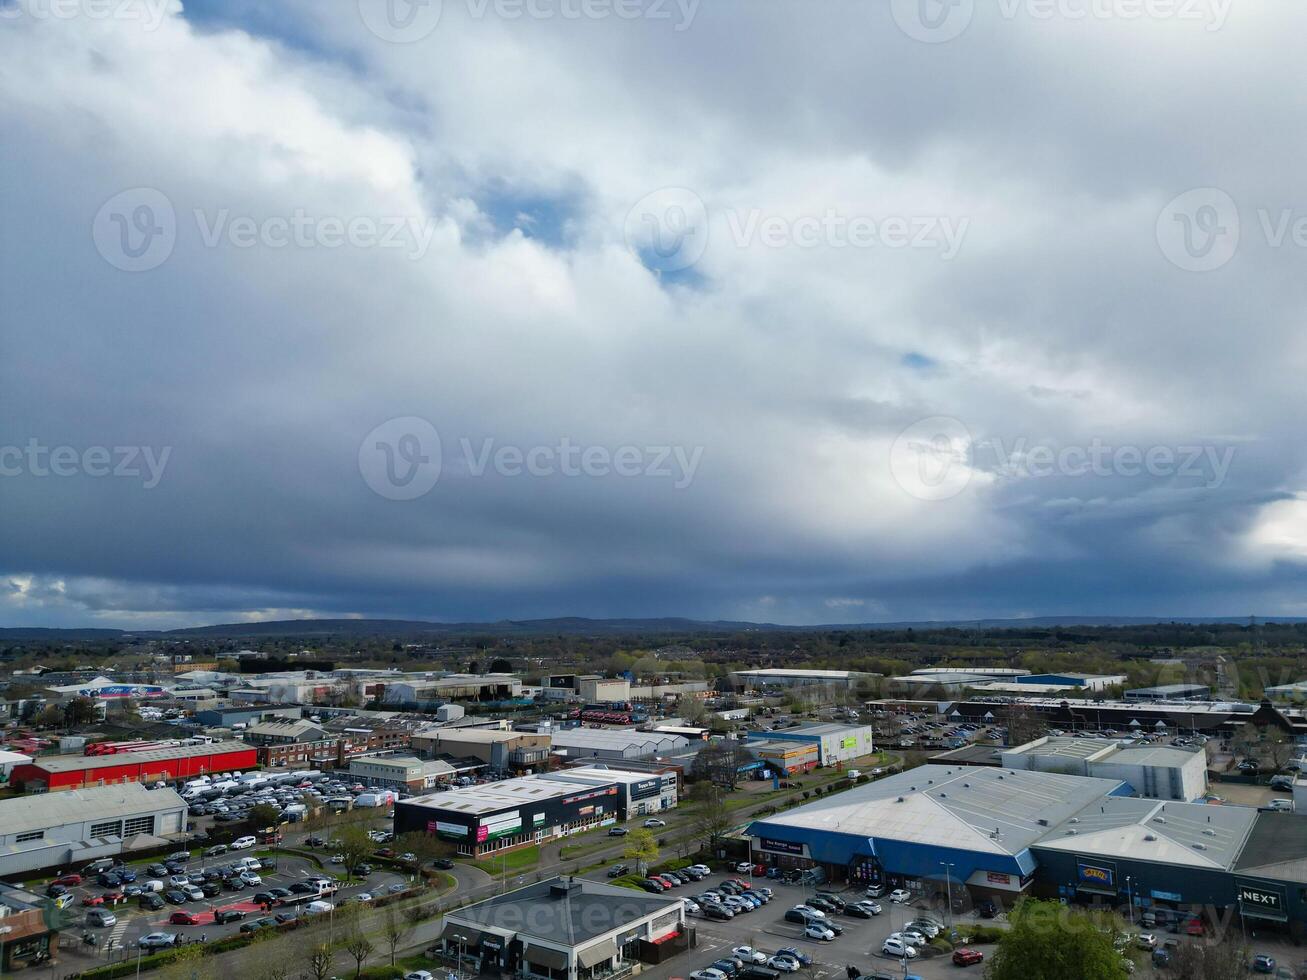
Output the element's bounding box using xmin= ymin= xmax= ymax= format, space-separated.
xmin=3 ymin=0 xmax=1307 ymax=629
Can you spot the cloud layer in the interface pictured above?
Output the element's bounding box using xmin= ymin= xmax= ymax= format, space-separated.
xmin=3 ymin=0 xmax=1307 ymax=627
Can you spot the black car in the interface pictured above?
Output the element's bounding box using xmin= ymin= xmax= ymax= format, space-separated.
xmin=433 ymin=858 xmax=455 ymax=870
xmin=163 ymin=890 xmax=188 ymax=905
xmin=738 ymin=969 xmax=780 ymax=980
xmin=289 ymin=882 xmax=318 ymax=895
xmin=214 ymin=909 xmax=245 ymax=924
xmin=268 ymin=888 xmax=293 ymax=901
xmin=607 ymin=864 xmax=630 ymax=878
xmin=356 ymin=864 xmax=373 ymax=876
xmin=204 ymin=845 xmax=228 ymax=857
xmin=139 ymin=894 xmax=165 ymax=910
xmin=202 ymin=882 xmax=223 ymax=898
xmin=253 ymin=892 xmax=278 ymax=906
xmin=607 ymin=827 xmax=628 ymax=837
xmin=815 ymin=893 xmax=846 ymax=911
xmin=239 ymin=917 xmax=276 ymax=933
xmin=844 ymin=904 xmax=874 ymax=919
xmin=45 ymin=884 xmax=68 ymax=898
xmin=273 ymin=912 xmax=298 ymax=924
xmin=807 ymin=898 xmax=837 ymax=913
xmin=638 ymin=880 xmax=665 ymax=893
xmin=223 ymin=878 xmax=247 ymax=891
xmin=305 ymin=836 xmax=326 ymax=847
xmin=146 ymin=864 xmax=169 ymax=878
xmin=703 ymin=904 xmax=733 ymax=921
xmin=783 ymin=909 xmax=808 ymax=924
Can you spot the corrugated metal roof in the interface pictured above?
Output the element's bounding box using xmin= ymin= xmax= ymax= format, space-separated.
xmin=27 ymin=740 xmax=253 ymax=773
xmin=0 ymin=783 xmax=186 ymax=836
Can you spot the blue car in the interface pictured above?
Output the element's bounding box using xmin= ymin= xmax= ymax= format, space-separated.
xmin=776 ymin=948 xmax=810 ymax=967
xmin=115 ymin=868 xmax=138 ymax=883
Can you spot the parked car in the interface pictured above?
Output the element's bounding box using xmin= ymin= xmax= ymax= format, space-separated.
xmin=214 ymin=908 xmax=246 ymax=924
xmin=137 ymin=933 xmax=178 ymax=950
xmin=888 ymin=889 xmax=912 ymax=904
xmin=230 ymin=836 xmax=256 ymax=849
xmin=767 ymin=956 xmax=798 ymax=973
xmin=1252 ymin=954 xmax=1277 ymax=974
xmin=881 ymin=938 xmax=917 ymax=959
xmin=86 ymin=909 xmax=117 ymax=928
xmin=644 ymin=818 xmax=667 ymax=828
xmin=804 ymin=924 xmax=835 ymax=942
xmin=169 ymin=912 xmax=201 ymax=926
xmin=139 ymin=894 xmax=165 ymax=911
xmin=732 ymin=947 xmax=767 ymax=965
xmin=607 ymin=827 xmax=628 ymax=837
xmin=607 ymin=864 xmax=630 ymax=878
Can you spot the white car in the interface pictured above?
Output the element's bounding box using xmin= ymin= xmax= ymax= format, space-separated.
xmin=230 ymin=836 xmax=256 ymax=850
xmin=239 ymin=872 xmax=262 ymax=886
xmin=1270 ymin=799 xmax=1295 ymax=812
xmin=305 ymin=901 xmax=335 ymax=913
xmin=890 ymin=931 xmax=926 ymax=948
xmin=732 ymin=946 xmax=767 ymax=965
xmin=354 ymin=893 xmax=374 ymax=903
xmin=1136 ymin=934 xmax=1157 ymax=950
xmin=403 ymin=972 xmax=434 ymax=980
xmin=881 ymin=938 xmax=917 ymax=959
xmin=690 ymin=971 xmax=727 ymax=980
xmin=793 ymin=904 xmax=826 ymax=919
xmin=330 ymin=854 xmax=345 ymax=864
xmin=767 ymin=956 xmax=799 ymax=972
xmin=183 ymin=885 xmax=204 ymax=901
xmin=688 ymin=865 xmax=712 ymax=876
xmin=682 ymin=898 xmax=701 ymax=913
xmin=734 ymin=861 xmax=753 ymax=873
xmin=804 ymin=924 xmax=835 ymax=942
xmin=644 ymin=818 xmax=667 ymax=828
xmin=887 ymin=888 xmax=912 ymax=904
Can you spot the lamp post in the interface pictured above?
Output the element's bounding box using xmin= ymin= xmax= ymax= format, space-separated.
xmin=939 ymin=862 xmax=956 ymax=934
xmin=1125 ymin=876 xmax=1134 ymax=927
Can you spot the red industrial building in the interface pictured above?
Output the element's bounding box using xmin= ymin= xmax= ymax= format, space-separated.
xmin=9 ymin=740 xmax=257 ymax=792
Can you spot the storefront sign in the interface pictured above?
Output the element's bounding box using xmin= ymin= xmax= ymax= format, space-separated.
xmin=431 ymin=821 xmax=468 ymax=837
xmin=1151 ymin=890 xmax=1182 ymax=903
xmin=758 ymin=837 xmax=805 ymax=856
xmin=1237 ymin=882 xmax=1286 ymax=917
xmin=840 ymin=736 xmax=858 ymax=749
xmin=631 ymin=778 xmax=661 ymax=800
xmin=987 ymin=872 xmax=1012 ymax=885
xmin=480 ymin=812 xmax=522 ymax=840
xmin=1077 ymin=864 xmax=1115 ymax=888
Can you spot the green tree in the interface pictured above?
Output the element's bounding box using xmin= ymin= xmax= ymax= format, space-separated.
xmin=63 ymin=695 xmax=100 ymax=727
xmin=623 ymin=829 xmax=660 ymax=876
xmin=689 ymin=784 xmax=732 ymax=856
xmin=985 ymin=899 xmax=1129 ymax=980
xmin=336 ymin=826 xmax=376 ymax=881
xmin=1168 ymin=938 xmax=1249 ymax=980
xmin=249 ymin=803 xmax=283 ymax=829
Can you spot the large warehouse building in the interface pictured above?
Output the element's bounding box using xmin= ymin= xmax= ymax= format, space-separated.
xmin=746 ymin=766 xmax=1129 ymax=903
xmin=1002 ymin=737 xmax=1209 ymax=801
xmin=9 ymin=740 xmax=257 ymax=792
xmin=395 ymin=767 xmax=677 ymax=858
xmin=0 ymin=783 xmax=188 ymax=876
xmin=744 ymin=723 xmax=875 ymax=766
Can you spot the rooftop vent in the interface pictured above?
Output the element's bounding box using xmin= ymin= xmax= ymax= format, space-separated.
xmin=1153 ymin=817 xmax=1167 ymax=824
xmin=1144 ymin=834 xmax=1157 ymax=842
xmin=1037 ymin=818 xmax=1049 ymax=826
xmin=1069 ymin=817 xmax=1080 ymax=824
xmin=1065 ymin=829 xmax=1077 ymax=835
xmin=1192 ymin=843 xmax=1207 ymax=850
xmin=896 ymin=796 xmax=905 ymax=803
xmin=1203 ymin=829 xmax=1216 ymax=836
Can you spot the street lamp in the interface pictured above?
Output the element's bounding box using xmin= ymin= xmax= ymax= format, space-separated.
xmin=939 ymin=862 xmax=956 ymax=934
xmin=1125 ymin=876 xmax=1134 ymax=927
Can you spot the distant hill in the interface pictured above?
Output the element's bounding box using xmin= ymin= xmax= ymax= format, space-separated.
xmin=4 ymin=613 xmax=1307 ymax=642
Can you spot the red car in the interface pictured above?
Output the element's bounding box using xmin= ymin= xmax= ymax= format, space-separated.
xmin=730 ymin=878 xmax=751 ymax=890
xmin=81 ymin=895 xmax=105 ymax=907
xmin=169 ymin=911 xmax=201 ymax=926
xmin=952 ymin=948 xmax=984 ymax=966
xmin=1185 ymin=919 xmax=1205 ymax=936
xmin=752 ymin=864 xmax=767 ymax=877
xmin=102 ymin=890 xmax=126 ymax=902
xmin=53 ymin=874 xmax=82 ymax=887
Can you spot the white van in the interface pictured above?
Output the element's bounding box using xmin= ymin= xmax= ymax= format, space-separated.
xmin=1270 ymin=799 xmax=1295 ymax=812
